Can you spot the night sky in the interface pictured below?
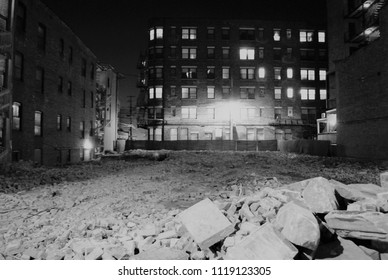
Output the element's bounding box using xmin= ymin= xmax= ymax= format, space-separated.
xmin=40 ymin=0 xmax=327 ymax=108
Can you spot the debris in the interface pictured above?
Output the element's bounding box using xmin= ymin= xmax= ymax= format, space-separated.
xmin=315 ymin=237 xmax=372 ymax=260
xmin=301 ymin=177 xmax=338 ymax=213
xmin=129 ymin=247 xmax=188 ymax=260
xmin=380 ymin=172 xmax=388 ymax=188
xmin=85 ymin=247 xmax=104 ymax=260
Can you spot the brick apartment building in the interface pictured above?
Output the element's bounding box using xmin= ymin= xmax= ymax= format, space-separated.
xmin=0 ymin=0 xmax=12 ymax=166
xmin=137 ymin=18 xmax=328 ymax=142
xmin=10 ymin=0 xmax=97 ymax=165
xmin=326 ymin=0 xmax=388 ymax=160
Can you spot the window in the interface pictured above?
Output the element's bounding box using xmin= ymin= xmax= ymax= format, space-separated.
xmin=57 ymin=114 xmax=62 ymax=131
xmin=300 ymin=88 xmax=316 ymax=100
xmin=222 ymin=87 xmax=231 ymax=98
xmin=170 ymin=66 xmax=176 ymax=77
xmin=222 ymin=47 xmax=230 ymax=59
xmin=300 ymin=30 xmax=314 ymax=42
xmin=287 ymin=87 xmax=294 ymax=98
xmin=301 ymin=69 xmax=315 ymax=80
xmin=319 ymin=49 xmax=327 ymax=59
xmin=59 ymin=39 xmax=64 ymax=58
xmin=247 ymin=128 xmax=255 ymax=141
xmin=170 ymin=86 xmax=176 ymax=97
xmin=80 ymin=121 xmax=85 ymax=139
xmin=180 ymin=128 xmax=189 ymax=140
xmin=90 ymin=64 xmax=95 ymax=80
xmin=170 ymin=46 xmax=177 ymax=58
xmin=36 ymin=68 xmax=44 ymax=94
xmin=182 ymin=107 xmax=197 ymax=119
xmin=207 ymin=87 xmax=215 ymax=99
xmin=318 ymin=31 xmax=326 ymax=43
xmin=240 ymin=48 xmax=255 ymax=60
xmin=222 ymin=128 xmax=230 ymax=140
xmin=207 ymin=47 xmax=215 ymax=59
xmin=274 ymin=87 xmax=282 ymax=99
xmin=91 ymin=91 xmax=94 ymax=108
xmin=300 ymin=49 xmax=315 ymax=60
xmin=154 ymin=128 xmax=162 ymax=141
xmin=320 ymin=89 xmax=327 ymax=100
xmin=182 ymin=27 xmax=197 ymax=39
xmin=14 ymin=52 xmax=24 ymax=81
xmin=149 ymin=86 xmax=163 ymax=99
xmin=90 ymin=121 xmax=94 ymax=136
xmin=15 ymin=2 xmax=26 ymax=35
xmin=182 ymin=87 xmax=197 ymax=99
xmin=207 ymin=107 xmax=215 ymax=119
xmin=258 ymin=28 xmax=264 ymax=40
xmin=12 ymin=102 xmax=21 ymax=130
xmin=81 ymin=58 xmax=87 ymax=77
xmin=286 ymin=48 xmax=293 ymax=56
xmin=273 ymin=29 xmax=281 ymax=41
xmin=319 ymin=70 xmax=327 ymax=81
xmin=69 ymin=47 xmax=73 ymax=64
xmin=273 ymin=48 xmax=282 ymax=60
xmin=241 ymin=107 xmax=256 ymax=119
xmin=274 ymin=67 xmax=281 ymax=80
xmin=170 ymin=106 xmax=176 ymax=117
xmin=57 ymin=76 xmax=63 ymax=93
xmin=182 ymin=47 xmax=197 ymax=59
xmin=240 ymin=68 xmax=255 ymax=80
xmin=301 ymin=108 xmax=317 ymax=124
xmin=258 ymin=86 xmax=265 ymax=97
xmin=149 ymin=27 xmax=163 ymax=40
xmin=222 ymin=67 xmax=230 ymax=79
xmin=286 ymin=29 xmax=292 ymax=39
xmin=66 ymin=117 xmax=71 ymax=131
xmin=204 ymin=132 xmax=213 ymax=140
xmin=239 ymin=28 xmax=255 ymax=40
xmin=182 ymin=67 xmax=197 ymax=79
xmin=82 ymin=90 xmax=86 ymax=108
xmin=34 ymin=111 xmax=42 ymax=136
xmin=67 ymin=81 xmax=72 ymax=95
xmin=287 ymin=68 xmax=293 ymax=79
xmin=221 ymin=27 xmax=230 ymax=40
xmin=207 ymin=67 xmax=215 ymax=79
xmin=258 ymin=67 xmax=266 ymax=79
xmin=257 ymin=128 xmax=264 ymax=140
xmin=274 ymin=108 xmax=282 ymax=120
xmin=207 ymin=27 xmax=215 ymax=39
xmin=37 ymin=23 xmax=46 ymax=51
xmin=170 ymin=128 xmax=178 ymax=141
xmin=155 ymin=47 xmax=163 ymax=59
xmin=259 ymin=47 xmax=264 ymax=59
xmin=240 ymin=87 xmax=255 ymax=99
xmin=170 ymin=27 xmax=176 ymax=40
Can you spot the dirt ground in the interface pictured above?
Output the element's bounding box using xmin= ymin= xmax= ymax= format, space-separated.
xmin=0 ymin=150 xmax=384 ymax=259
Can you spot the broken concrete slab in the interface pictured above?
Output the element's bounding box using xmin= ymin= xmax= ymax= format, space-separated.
xmin=380 ymin=172 xmax=388 ymax=189
xmin=225 ymin=223 xmax=298 ymax=260
xmin=335 ymin=183 xmax=385 ymax=202
xmin=274 ymin=202 xmax=320 ymax=251
xmin=5 ymin=239 xmax=23 ymax=255
xmin=129 ymin=247 xmax=188 ymax=260
xmin=325 ymin=211 xmax=388 ymax=241
xmin=85 ymin=247 xmax=103 ymax=260
xmin=347 ymin=199 xmax=378 ymax=212
xmin=302 ymin=177 xmax=338 ymax=213
xmin=359 ymin=245 xmax=380 ymax=260
xmin=178 ymin=198 xmax=235 ymax=249
xmin=315 ymin=237 xmax=372 ymax=260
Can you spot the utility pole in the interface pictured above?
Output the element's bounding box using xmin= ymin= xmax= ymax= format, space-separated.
xmin=127 ymin=95 xmax=134 ymax=140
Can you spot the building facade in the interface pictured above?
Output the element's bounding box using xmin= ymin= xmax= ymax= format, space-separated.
xmin=327 ymin=0 xmax=388 ymax=160
xmin=96 ymin=64 xmax=121 ymax=153
xmin=10 ymin=0 xmax=97 ymax=165
xmin=0 ymin=0 xmax=13 ymax=166
xmin=137 ymin=18 xmax=328 ymax=142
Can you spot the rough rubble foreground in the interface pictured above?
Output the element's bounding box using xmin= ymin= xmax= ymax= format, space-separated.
xmin=0 ymin=151 xmax=387 ymax=260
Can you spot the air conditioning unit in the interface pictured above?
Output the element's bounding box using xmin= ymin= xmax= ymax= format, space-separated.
xmin=321 ymin=113 xmax=326 ymax=118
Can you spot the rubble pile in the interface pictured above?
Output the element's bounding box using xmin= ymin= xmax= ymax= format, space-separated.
xmin=1 ymin=172 xmax=388 ymax=260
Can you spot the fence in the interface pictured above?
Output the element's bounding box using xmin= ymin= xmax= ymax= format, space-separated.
xmin=126 ymin=139 xmax=332 ymax=156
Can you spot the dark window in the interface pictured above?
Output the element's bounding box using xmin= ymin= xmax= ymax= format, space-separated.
xmin=207 ymin=68 xmax=215 ymax=79
xmin=273 ymin=48 xmax=282 ymax=60
xmin=274 ymin=108 xmax=282 ymax=120
xmin=170 ymin=47 xmax=177 ymax=58
xmin=57 ymin=114 xmax=62 ymax=131
xmin=258 ymin=28 xmax=264 ymax=40
xmin=222 ymin=48 xmax=230 ymax=59
xmin=80 ymin=121 xmax=85 ymax=139
xmin=82 ymin=90 xmax=86 ymax=108
xmin=91 ymin=91 xmax=94 ymax=108
xmin=36 ymin=68 xmax=44 ymax=94
xmin=170 ymin=27 xmax=176 ymax=40
xmin=90 ymin=64 xmax=95 ymax=80
xmin=15 ymin=2 xmax=26 ymax=35
xmin=66 ymin=117 xmax=71 ymax=131
xmin=300 ymin=49 xmax=315 ymax=60
xmin=37 ymin=23 xmax=46 ymax=52
xmin=155 ymin=47 xmax=164 ymax=59
xmin=222 ymin=87 xmax=231 ymax=99
xmin=58 ymin=76 xmax=63 ymax=93
xmin=239 ymin=29 xmax=255 ymax=40
xmin=222 ymin=28 xmax=230 ymax=40
xmin=90 ymin=121 xmax=94 ymax=136
xmin=69 ymin=47 xmax=73 ymax=64
xmin=81 ymin=58 xmax=86 ymax=77
xmin=170 ymin=67 xmax=176 ymax=77
xmin=14 ymin=52 xmax=24 ymax=81
xmin=59 ymin=39 xmax=64 ymax=58
xmin=67 ymin=81 xmax=72 ymax=96
xmin=240 ymin=88 xmax=255 ymax=99
xmin=207 ymin=27 xmax=215 ymax=39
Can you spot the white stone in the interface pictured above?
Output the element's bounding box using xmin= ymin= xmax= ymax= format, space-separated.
xmin=302 ymin=177 xmax=338 ymax=213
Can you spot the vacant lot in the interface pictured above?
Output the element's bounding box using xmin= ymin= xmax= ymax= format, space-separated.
xmin=0 ymin=151 xmax=384 ymax=259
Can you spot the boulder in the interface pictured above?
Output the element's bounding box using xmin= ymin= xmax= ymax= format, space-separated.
xmin=302 ymin=177 xmax=338 ymax=213
xmin=274 ymin=202 xmax=320 ymax=251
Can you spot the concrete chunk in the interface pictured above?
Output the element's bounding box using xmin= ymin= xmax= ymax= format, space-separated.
xmin=178 ymin=198 xmax=235 ymax=249
xmin=129 ymin=247 xmax=188 ymax=260
xmin=225 ymin=223 xmax=298 ymax=260
xmin=85 ymin=247 xmax=103 ymax=260
xmin=302 ymin=177 xmax=338 ymax=213
xmin=381 ymin=172 xmax=388 ymax=189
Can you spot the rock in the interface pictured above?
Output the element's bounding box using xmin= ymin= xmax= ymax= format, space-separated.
xmin=45 ymin=249 xmax=65 ymax=260
xmin=129 ymin=247 xmax=188 ymax=260
xmin=274 ymin=202 xmax=320 ymax=251
xmin=280 ymin=189 xmax=303 ymax=203
xmin=137 ymin=224 xmax=159 ymax=237
xmin=302 ymin=177 xmax=338 ymax=213
xmin=5 ymin=239 xmax=23 ymax=255
xmin=239 ymin=203 xmax=255 ymax=220
xmin=223 ymin=237 xmax=235 ymax=248
xmin=106 ymin=246 xmax=127 ymax=260
xmin=315 ymin=237 xmax=372 ymax=260
xmin=239 ymin=222 xmax=260 ymax=235
xmin=358 ymin=245 xmax=380 ymax=260
xmin=85 ymin=247 xmax=103 ymax=260
xmin=335 ymin=183 xmax=385 ymax=201
xmin=347 ymin=199 xmax=378 ymax=212
xmin=178 ymin=198 xmax=235 ymax=249
xmin=102 ymin=251 xmax=115 ymax=260
xmin=126 ymin=222 xmax=137 ymax=228
xmin=69 ymin=239 xmax=96 ymax=256
xmin=381 ymin=172 xmax=388 ymax=188
xmin=191 ymin=250 xmax=206 ymax=260
xmin=380 ymin=202 xmax=388 ymax=213
xmin=225 ymin=223 xmax=298 ymax=260
xmin=156 ymin=230 xmax=178 ymax=240
xmin=381 ymin=253 xmax=388 ymax=260
xmin=22 ymin=248 xmax=43 ymax=260
xmin=282 ymin=179 xmax=311 ymax=193
xmin=325 ymin=211 xmax=388 ymax=241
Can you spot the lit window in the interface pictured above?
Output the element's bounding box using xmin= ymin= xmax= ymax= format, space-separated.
xmin=320 ymin=89 xmax=327 ymax=100
xmin=288 ymin=107 xmax=293 ymax=117
xmin=274 ymin=67 xmax=281 ymax=80
xmin=182 ymin=87 xmax=197 ymax=99
xmin=287 ymin=88 xmax=294 ymax=98
xmin=182 ymin=106 xmax=197 ymax=119
xmin=66 ymin=117 xmax=71 ymax=131
xmin=274 ymin=88 xmax=282 ymax=99
xmin=34 ymin=111 xmax=42 ymax=136
xmin=207 ymin=87 xmax=215 ymax=99
xmin=222 ymin=67 xmax=230 ymax=79
xmin=149 ymin=88 xmax=154 ymax=99
xmin=274 ymin=108 xmax=282 ymax=120
xmin=182 ymin=47 xmax=197 ymax=59
xmin=156 ymin=28 xmax=163 ymax=39
xmin=300 ymin=88 xmax=316 ymax=100
xmin=319 ymin=70 xmax=327 ymax=81
xmin=273 ymin=29 xmax=281 ymax=41
xmin=12 ymin=102 xmax=21 ymax=130
xmin=155 ymin=87 xmax=163 ymax=98
xmin=149 ymin=29 xmax=154 ymax=40
xmin=182 ymin=67 xmax=197 ymax=79
xmin=287 ymin=68 xmax=293 ymax=79
xmin=57 ymin=114 xmax=62 ymax=131
xmin=240 ymin=68 xmax=255 ymax=80
xmin=301 ymin=69 xmax=315 ymax=80
xmin=182 ymin=27 xmax=197 ymax=40
xmin=300 ymin=30 xmax=314 ymax=42
xmin=318 ymin=31 xmax=325 ymax=43
xmin=258 ymin=67 xmax=266 ymax=79
xmin=239 ymin=48 xmax=255 ymax=60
